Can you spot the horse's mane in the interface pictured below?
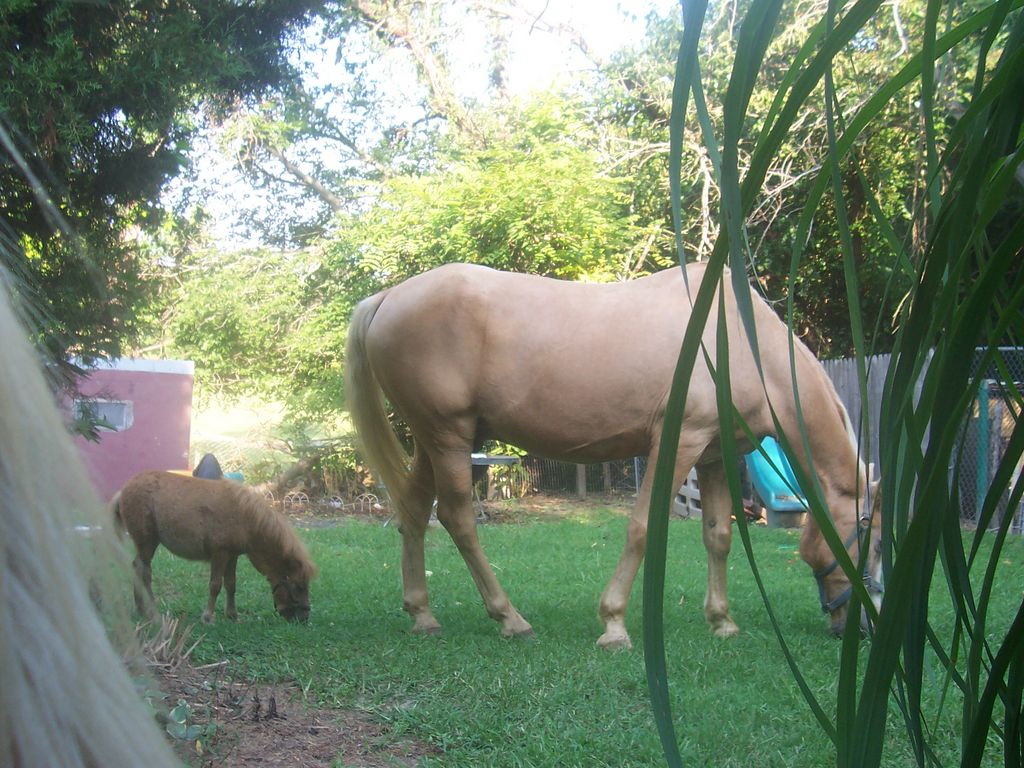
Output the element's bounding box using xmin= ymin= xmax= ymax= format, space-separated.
xmin=835 ymin=387 xmax=869 ymax=488
xmin=792 ymin=332 xmax=869 ymax=488
xmin=228 ymin=484 xmax=318 ymax=579
xmin=0 ymin=284 xmax=179 ymax=766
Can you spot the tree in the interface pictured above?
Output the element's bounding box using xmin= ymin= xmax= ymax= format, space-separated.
xmin=323 ymin=96 xmax=647 ymax=293
xmin=199 ymin=0 xmax=614 ymax=248
xmin=214 ymin=17 xmax=436 ymax=247
xmin=592 ymin=2 xmax=931 ymax=357
xmin=163 ymin=249 xmax=312 ymax=393
xmin=0 ymin=0 xmax=323 ymax=365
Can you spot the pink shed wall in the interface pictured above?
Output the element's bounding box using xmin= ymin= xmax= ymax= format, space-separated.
xmin=72 ymin=359 xmax=194 ymax=500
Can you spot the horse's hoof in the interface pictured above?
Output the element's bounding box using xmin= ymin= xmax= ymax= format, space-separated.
xmin=712 ymin=621 xmax=740 ymax=638
xmin=411 ymin=621 xmax=442 ymax=636
xmin=596 ymin=632 xmax=633 ymax=651
xmin=201 ymin=612 xmax=215 ymax=625
xmin=501 ymin=625 xmax=536 ymax=640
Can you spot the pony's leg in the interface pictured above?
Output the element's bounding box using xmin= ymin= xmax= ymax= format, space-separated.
xmin=399 ymin=448 xmax=442 ymax=634
xmin=202 ymin=552 xmax=231 ymax=624
xmin=698 ymin=461 xmax=740 ymax=637
xmin=597 ymin=441 xmax=702 ymax=650
xmin=131 ymin=540 xmax=158 ymax=617
xmin=223 ymin=555 xmax=239 ymax=621
xmin=432 ymin=450 xmax=533 ymax=638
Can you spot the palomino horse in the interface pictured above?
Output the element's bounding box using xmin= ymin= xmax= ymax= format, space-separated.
xmin=114 ymin=471 xmax=317 ymax=623
xmin=346 ymin=262 xmax=882 ymax=648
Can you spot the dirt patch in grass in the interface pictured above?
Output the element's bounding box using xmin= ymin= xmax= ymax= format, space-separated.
xmin=284 ymin=493 xmax=635 ymax=530
xmin=153 ymin=656 xmax=437 ymax=767
xmin=486 ymin=494 xmax=634 ymax=521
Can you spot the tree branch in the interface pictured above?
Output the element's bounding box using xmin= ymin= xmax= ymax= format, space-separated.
xmin=353 ymin=0 xmax=482 ymax=142
xmin=265 ymin=145 xmax=347 ymax=213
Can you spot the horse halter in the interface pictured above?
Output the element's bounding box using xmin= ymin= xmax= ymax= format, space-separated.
xmin=272 ymin=578 xmax=304 ymax=601
xmin=813 ymin=513 xmax=884 ymax=615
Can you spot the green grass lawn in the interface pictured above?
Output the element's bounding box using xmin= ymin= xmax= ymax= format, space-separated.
xmin=148 ymin=507 xmax=1024 ymax=767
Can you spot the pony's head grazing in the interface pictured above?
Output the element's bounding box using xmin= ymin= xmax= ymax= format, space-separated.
xmin=234 ymin=486 xmax=318 ymax=622
xmin=270 ymin=563 xmax=314 ymax=623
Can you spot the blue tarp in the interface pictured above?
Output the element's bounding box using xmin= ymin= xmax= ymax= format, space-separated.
xmin=745 ymin=437 xmax=807 ymax=513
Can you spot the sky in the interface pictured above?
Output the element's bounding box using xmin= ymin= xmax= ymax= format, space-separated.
xmin=459 ymin=0 xmax=679 ymax=98
xmin=180 ymin=0 xmax=680 ymax=249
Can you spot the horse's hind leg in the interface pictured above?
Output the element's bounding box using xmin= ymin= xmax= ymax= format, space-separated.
xmin=131 ymin=541 xmax=158 ymax=617
xmin=398 ymin=448 xmax=442 ymax=634
xmin=697 ymin=460 xmax=740 ymax=637
xmin=432 ymin=449 xmax=532 ymax=638
xmin=133 ymin=557 xmax=154 ymax=615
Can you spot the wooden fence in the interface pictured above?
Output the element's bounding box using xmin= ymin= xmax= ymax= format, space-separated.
xmin=820 ymin=352 xmax=894 ymax=477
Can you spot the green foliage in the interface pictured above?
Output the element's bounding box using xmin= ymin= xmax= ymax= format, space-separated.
xmin=67 ymin=397 xmax=116 ymax=442
xmin=645 ymin=0 xmax=1024 ymax=765
xmin=325 ymin=97 xmax=644 ymax=293
xmin=595 ymin=3 xmax=929 ymax=356
xmin=167 ymin=249 xmax=309 ymax=392
xmin=165 ymin=245 xmax=358 ymax=425
xmin=165 ymin=699 xmax=211 ymax=743
xmin=0 ymin=0 xmax=321 ymax=362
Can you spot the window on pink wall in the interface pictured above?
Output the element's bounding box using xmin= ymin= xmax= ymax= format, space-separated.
xmin=73 ymin=398 xmax=135 ymax=432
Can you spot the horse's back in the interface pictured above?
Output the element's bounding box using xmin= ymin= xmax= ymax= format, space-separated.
xmin=118 ymin=471 xmax=247 ymax=560
xmin=358 ymin=262 xmax=838 ymax=462
xmin=362 ymin=264 xmax=699 ymax=460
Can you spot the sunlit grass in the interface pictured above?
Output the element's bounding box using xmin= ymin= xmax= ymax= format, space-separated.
xmin=146 ymin=511 xmax=1024 ymax=766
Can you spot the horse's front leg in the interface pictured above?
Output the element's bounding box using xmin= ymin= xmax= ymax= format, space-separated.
xmin=596 ymin=515 xmax=646 ymax=650
xmin=598 ymin=441 xmax=701 ymax=650
xmin=698 ymin=461 xmax=740 ymax=637
xmin=399 ymin=450 xmax=442 ymax=635
xmin=203 ymin=552 xmax=231 ymax=624
xmin=223 ymin=555 xmax=239 ymax=621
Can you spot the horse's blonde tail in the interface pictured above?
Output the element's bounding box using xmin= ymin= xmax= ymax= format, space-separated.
xmin=345 ymin=291 xmax=411 ymax=507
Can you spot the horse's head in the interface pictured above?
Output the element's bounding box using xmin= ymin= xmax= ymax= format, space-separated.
xmin=800 ymin=481 xmax=884 ymax=636
xmin=268 ymin=557 xmax=316 ymax=623
xmin=270 ymin=573 xmax=311 ymax=622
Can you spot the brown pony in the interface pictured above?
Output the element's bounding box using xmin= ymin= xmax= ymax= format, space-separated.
xmin=346 ymin=262 xmax=883 ymax=648
xmin=113 ymin=471 xmax=317 ymax=623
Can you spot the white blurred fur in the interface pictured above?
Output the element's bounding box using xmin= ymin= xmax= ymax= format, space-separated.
xmin=0 ymin=281 xmax=178 ymax=767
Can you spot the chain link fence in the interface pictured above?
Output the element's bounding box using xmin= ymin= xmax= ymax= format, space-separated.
xmin=520 ymin=456 xmax=647 ymax=497
xmin=956 ymin=348 xmax=1024 ymax=533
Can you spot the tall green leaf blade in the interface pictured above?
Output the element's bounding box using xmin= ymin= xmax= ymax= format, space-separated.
xmin=642 ymin=2 xmax=710 ymax=763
